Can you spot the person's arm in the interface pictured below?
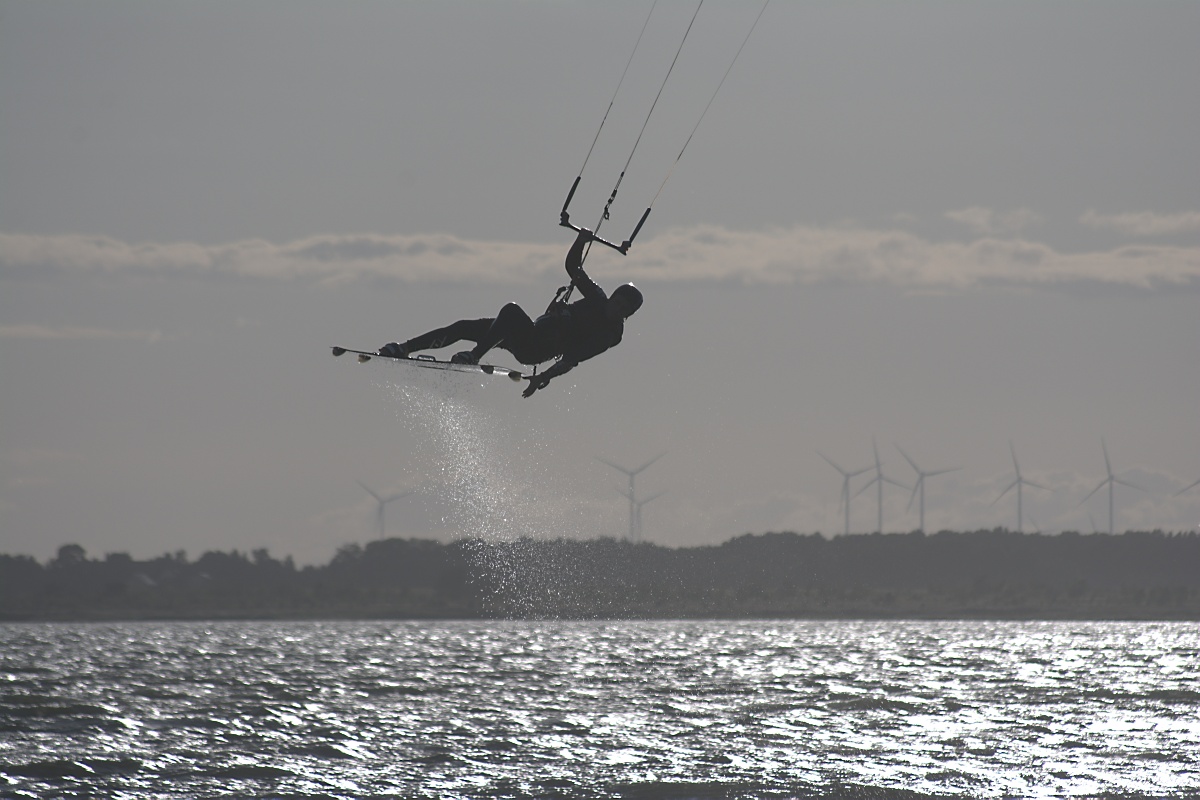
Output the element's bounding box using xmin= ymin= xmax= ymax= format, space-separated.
xmin=521 ymin=333 xmax=616 ymax=398
xmin=522 ymin=355 xmax=578 ymax=398
xmin=565 ymin=229 xmax=607 ymax=302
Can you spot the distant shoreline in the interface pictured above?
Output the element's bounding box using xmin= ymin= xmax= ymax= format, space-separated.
xmin=5 ymin=530 xmax=1199 ymax=622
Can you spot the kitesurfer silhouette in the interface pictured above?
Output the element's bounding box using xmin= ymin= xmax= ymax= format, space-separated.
xmin=379 ymin=227 xmax=642 ymax=398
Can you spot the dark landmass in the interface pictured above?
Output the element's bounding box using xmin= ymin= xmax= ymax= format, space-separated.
xmin=2 ymin=529 xmax=1198 ymax=621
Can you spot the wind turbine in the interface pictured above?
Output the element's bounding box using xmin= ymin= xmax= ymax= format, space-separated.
xmin=618 ymin=488 xmax=666 ymax=542
xmin=896 ymin=445 xmax=959 ymax=534
xmin=991 ymin=441 xmax=1048 ymax=534
xmin=854 ymin=438 xmax=909 ymax=534
xmin=357 ymin=481 xmax=413 ymax=539
xmin=598 ymin=453 xmax=665 ymax=541
xmin=1079 ymin=438 xmax=1143 ymax=535
xmin=819 ymin=452 xmax=872 ymax=535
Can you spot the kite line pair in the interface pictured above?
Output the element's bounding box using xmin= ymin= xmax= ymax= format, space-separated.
xmin=553 ymin=0 xmax=770 ymax=304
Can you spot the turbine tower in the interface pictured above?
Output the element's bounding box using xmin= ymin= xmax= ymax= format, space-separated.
xmin=598 ymin=453 xmax=665 ymax=541
xmin=896 ymin=445 xmax=959 ymax=534
xmin=819 ymin=452 xmax=872 ymax=535
xmin=854 ymin=438 xmax=909 ymax=534
xmin=1079 ymin=438 xmax=1143 ymax=535
xmin=357 ymin=481 xmax=413 ymax=539
xmin=991 ymin=441 xmax=1048 ymax=534
xmin=618 ymin=488 xmax=666 ymax=542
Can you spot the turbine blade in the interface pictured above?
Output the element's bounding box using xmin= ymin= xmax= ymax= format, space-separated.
xmin=854 ymin=476 xmax=880 ymax=499
xmin=356 ymin=480 xmax=382 ymax=502
xmin=819 ymin=452 xmax=848 ymax=476
xmin=1101 ymin=437 xmax=1112 ymax=477
xmin=1176 ymin=478 xmax=1200 ymax=496
xmin=895 ymin=445 xmax=920 ymax=474
xmin=1024 ymin=479 xmax=1050 ymax=492
xmin=927 ymin=467 xmax=960 ymax=478
xmin=906 ymin=478 xmax=920 ymax=512
xmin=1009 ymin=440 xmax=1020 ymax=475
xmin=992 ymin=479 xmax=1018 ymax=506
xmin=596 ymin=456 xmax=633 ymax=476
xmin=1112 ymin=477 xmax=1144 ymax=492
xmin=634 ymin=452 xmax=666 ymax=475
xmin=1079 ymin=478 xmax=1110 ymax=506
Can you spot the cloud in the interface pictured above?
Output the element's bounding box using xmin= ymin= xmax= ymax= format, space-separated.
xmin=626 ymin=224 xmax=1198 ymax=291
xmin=0 ymin=324 xmax=162 ymax=342
xmin=2 ymin=225 xmax=1198 ymax=292
xmin=0 ymin=232 xmax=561 ymax=286
xmin=945 ymin=207 xmax=1042 ymax=236
xmin=1080 ymin=210 xmax=1200 ymax=237
xmin=2 ymin=448 xmax=88 ymax=491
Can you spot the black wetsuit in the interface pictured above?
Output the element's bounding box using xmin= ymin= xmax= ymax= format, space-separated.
xmin=400 ymin=235 xmax=623 ymax=375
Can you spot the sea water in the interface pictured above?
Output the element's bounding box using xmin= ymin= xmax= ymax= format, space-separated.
xmin=2 ymin=619 xmax=1197 ymax=799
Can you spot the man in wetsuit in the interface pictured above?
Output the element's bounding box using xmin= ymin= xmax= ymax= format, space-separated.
xmin=379 ymin=227 xmax=643 ymax=398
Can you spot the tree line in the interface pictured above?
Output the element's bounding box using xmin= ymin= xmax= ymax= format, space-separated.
xmin=2 ymin=529 xmax=1198 ymax=621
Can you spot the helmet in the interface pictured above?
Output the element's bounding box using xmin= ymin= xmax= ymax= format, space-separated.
xmin=611 ymin=283 xmax=643 ymax=315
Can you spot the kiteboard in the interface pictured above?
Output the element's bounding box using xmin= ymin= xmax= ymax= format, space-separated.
xmin=331 ymin=347 xmax=526 ymax=382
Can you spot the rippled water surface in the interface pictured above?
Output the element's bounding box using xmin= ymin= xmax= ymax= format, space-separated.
xmin=1 ymin=621 xmax=1197 ymax=799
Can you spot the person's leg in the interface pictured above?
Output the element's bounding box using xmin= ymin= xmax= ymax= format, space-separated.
xmin=382 ymin=318 xmax=493 ymax=357
xmin=466 ymin=303 xmax=536 ymax=362
xmin=383 ymin=303 xmax=559 ymax=364
xmin=503 ymin=313 xmax=567 ymax=365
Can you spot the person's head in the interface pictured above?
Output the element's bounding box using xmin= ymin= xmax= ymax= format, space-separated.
xmin=609 ymin=283 xmax=643 ymax=320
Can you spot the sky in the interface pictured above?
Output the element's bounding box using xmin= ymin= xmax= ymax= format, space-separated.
xmin=2 ymin=1 xmax=1199 ymax=566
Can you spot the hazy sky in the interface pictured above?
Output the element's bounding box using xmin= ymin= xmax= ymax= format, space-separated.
xmin=3 ymin=1 xmax=1199 ymax=565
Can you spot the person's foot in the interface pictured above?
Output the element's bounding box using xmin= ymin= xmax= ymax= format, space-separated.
xmin=451 ymin=350 xmax=479 ymax=365
xmin=378 ymin=342 xmax=409 ymax=358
